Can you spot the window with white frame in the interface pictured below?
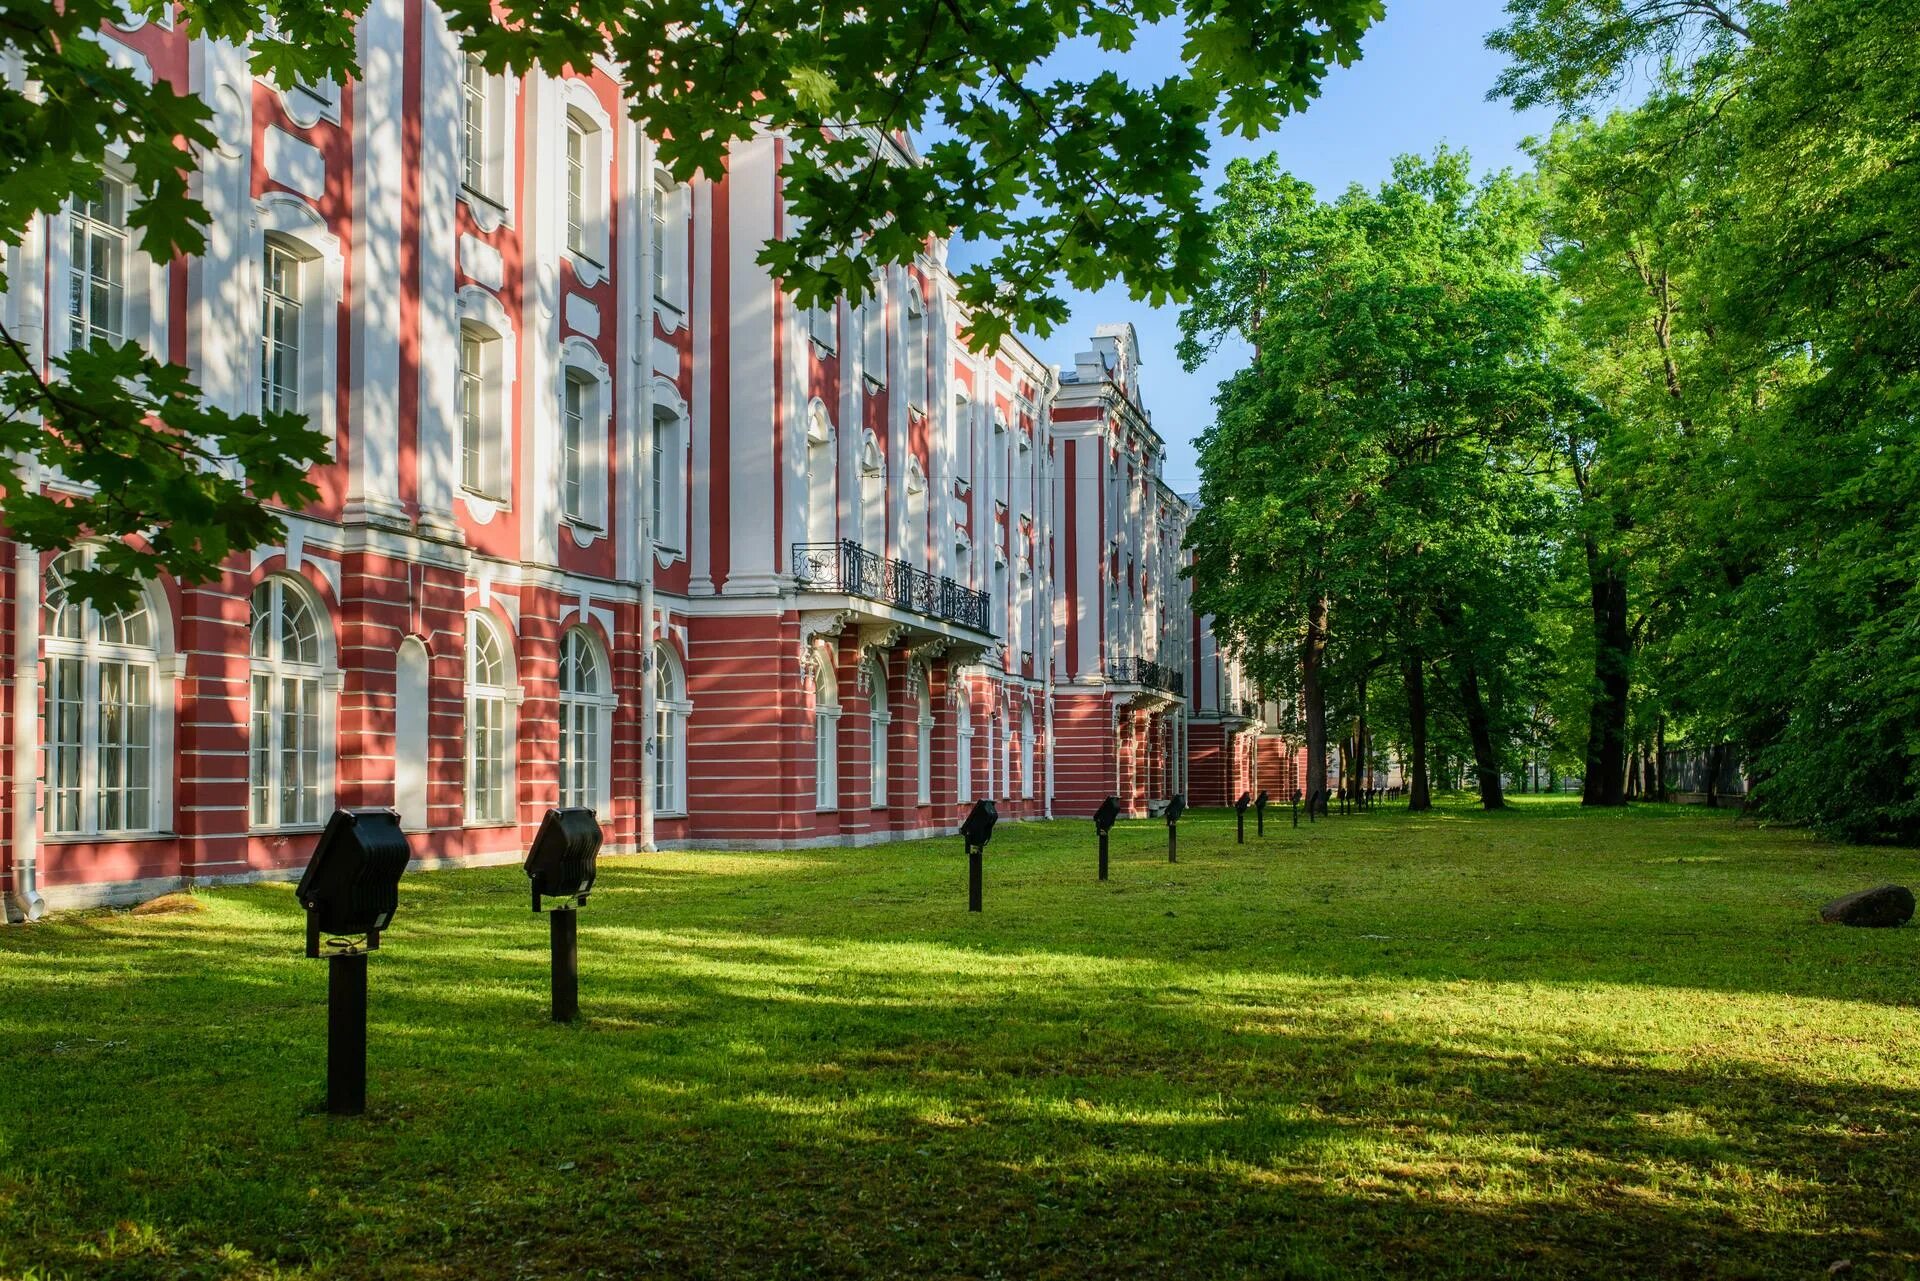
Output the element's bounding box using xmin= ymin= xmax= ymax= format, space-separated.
xmin=813 ymin=641 xmax=840 ymax=810
xmin=461 ymin=54 xmax=494 ymax=200
xmin=1000 ymin=713 xmax=1013 ymax=801
xmin=560 ymin=368 xmax=605 ymax=527
xmin=915 ymin=669 xmax=932 ymax=805
xmin=651 ymin=398 xmax=686 ymax=555
xmin=867 ymin=655 xmax=889 ymax=808
xmin=807 ymin=294 xmax=836 ymax=353
xmin=563 ymin=106 xmax=607 ymax=268
xmin=558 ymin=627 xmax=612 ymax=810
xmin=861 ymin=279 xmax=886 ymax=387
xmin=649 ymin=169 xmax=688 ymax=319
xmin=68 ymin=178 xmax=129 ymax=353
xmin=249 ymin=576 xmax=330 ymax=829
xmin=905 ymin=280 xmax=927 ymax=411
xmin=41 ymin=550 xmax=166 ymax=836
xmin=1021 ymin=702 xmax=1035 ymax=799
xmin=260 ymin=238 xmax=304 ymax=416
xmin=459 ymin=327 xmax=490 ymax=495
xmin=466 ymin=613 xmax=514 ymax=824
xmin=955 ymin=686 xmax=974 ymax=801
xmin=652 ymin=642 xmax=690 ymax=816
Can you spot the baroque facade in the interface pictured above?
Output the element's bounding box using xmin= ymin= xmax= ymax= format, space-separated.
xmin=0 ymin=5 xmax=1299 ymax=916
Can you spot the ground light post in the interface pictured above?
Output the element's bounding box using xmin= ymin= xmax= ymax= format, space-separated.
xmin=295 ymin=808 xmax=412 ymax=1118
xmin=1256 ymin=790 xmax=1270 ymax=837
xmin=524 ymin=807 xmax=603 ymax=1023
xmin=1095 ymin=796 xmax=1120 ymax=881
xmin=1235 ymin=791 xmax=1251 ymax=844
xmin=961 ymin=800 xmax=998 ymax=912
xmin=1165 ymin=795 xmax=1185 ymax=863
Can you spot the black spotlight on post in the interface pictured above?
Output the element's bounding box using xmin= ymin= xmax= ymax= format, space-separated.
xmin=1235 ymin=791 xmax=1252 ymax=844
xmin=1296 ymin=787 xmax=1307 ymax=826
xmin=1164 ymin=794 xmax=1186 ymax=863
xmin=960 ymin=800 xmax=998 ymax=912
xmin=524 ymin=807 xmax=603 ymax=1024
xmin=295 ymin=808 xmax=412 ymax=1118
xmin=1255 ymin=790 xmax=1270 ymax=837
xmin=1094 ymin=796 xmax=1121 ymax=881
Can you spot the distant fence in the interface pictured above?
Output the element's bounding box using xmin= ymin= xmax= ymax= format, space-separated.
xmin=1664 ymin=747 xmax=1747 ymax=800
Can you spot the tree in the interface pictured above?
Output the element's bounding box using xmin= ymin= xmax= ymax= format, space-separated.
xmin=1 ymin=0 xmax=1383 ymax=605
xmin=1184 ymin=151 xmax=1562 ymax=812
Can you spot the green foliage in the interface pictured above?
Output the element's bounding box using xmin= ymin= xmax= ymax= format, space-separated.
xmin=1184 ymin=150 xmax=1568 ymax=802
xmin=1 ymin=0 xmax=1383 ymax=601
xmin=4 ymin=805 xmax=1916 ymax=1277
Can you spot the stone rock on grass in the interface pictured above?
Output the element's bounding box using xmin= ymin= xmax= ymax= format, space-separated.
xmin=1817 ymin=885 xmax=1915 ymax=928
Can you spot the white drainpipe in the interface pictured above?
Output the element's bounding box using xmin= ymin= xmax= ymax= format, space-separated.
xmin=8 ymin=540 xmax=44 ymax=922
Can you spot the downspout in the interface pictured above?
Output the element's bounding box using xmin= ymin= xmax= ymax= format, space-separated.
xmin=8 ymin=541 xmax=42 ymax=922
xmin=1039 ymin=379 xmax=1056 ymax=818
xmin=633 ymin=116 xmax=658 ymax=852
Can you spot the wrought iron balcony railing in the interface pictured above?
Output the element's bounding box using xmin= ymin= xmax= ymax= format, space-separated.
xmin=793 ymin=540 xmax=992 ymax=634
xmin=1106 ymin=655 xmax=1185 ymax=697
xmin=1240 ymin=698 xmax=1259 ymax=720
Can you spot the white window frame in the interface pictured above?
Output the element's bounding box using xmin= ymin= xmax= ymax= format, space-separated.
xmin=649 ymin=167 xmax=689 ymax=324
xmin=866 ymin=655 xmax=890 ymax=809
xmin=860 ymin=277 xmax=886 ymax=389
xmin=559 ymin=338 xmax=611 ymax=533
xmin=249 ymin=195 xmax=343 ymax=441
xmin=807 ymin=294 xmax=837 ymax=354
xmin=914 ymin=667 xmax=933 ymax=805
xmin=558 ymin=626 xmax=615 ymax=812
xmin=40 ymin=549 xmax=176 ymax=839
xmin=652 ymin=641 xmax=691 ymax=817
xmin=248 ymin=573 xmax=337 ymax=832
xmin=460 ymin=52 xmax=516 ymax=229
xmin=465 ymin=612 xmax=519 ymax=825
xmin=813 ymin=641 xmax=840 ymax=811
xmin=651 ymin=377 xmax=688 ymax=560
xmin=456 ymin=286 xmax=517 ymax=514
xmin=49 ymin=164 xmax=166 ymax=368
xmin=559 ymin=83 xmax=612 ymax=282
xmin=1021 ymin=702 xmax=1035 ymax=799
xmin=955 ymin=685 xmax=974 ymax=802
xmin=905 ymin=279 xmax=927 ymax=411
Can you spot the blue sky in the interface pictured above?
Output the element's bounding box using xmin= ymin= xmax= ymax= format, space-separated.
xmin=957 ymin=0 xmax=1558 ymax=494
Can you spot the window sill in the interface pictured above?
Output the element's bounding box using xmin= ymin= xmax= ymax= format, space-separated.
xmin=249 ymin=825 xmax=326 ymax=838
xmin=566 ymin=248 xmax=607 ymax=288
xmin=461 ymin=486 xmax=511 ymax=508
xmin=464 ymin=819 xmax=518 ymax=830
xmin=653 ymin=810 xmax=688 ymax=820
xmin=40 ymin=830 xmax=174 ymax=845
xmin=461 ymin=185 xmax=509 ymax=232
xmin=863 ymin=374 xmax=886 ymax=394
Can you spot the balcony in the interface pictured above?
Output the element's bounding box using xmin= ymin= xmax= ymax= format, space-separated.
xmin=793 ymin=540 xmax=992 ymax=634
xmin=1240 ymin=698 xmax=1259 ymax=720
xmin=1107 ymin=655 xmax=1184 ymax=697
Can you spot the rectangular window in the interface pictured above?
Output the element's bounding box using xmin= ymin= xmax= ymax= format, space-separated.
xmin=651 ymin=183 xmax=671 ymax=304
xmin=808 ymin=299 xmax=836 ymax=353
xmin=562 ymin=375 xmax=589 ymax=523
xmin=96 ymin=661 xmax=152 ymax=832
xmin=650 ymin=416 xmax=667 ymax=547
xmin=467 ymin=694 xmax=509 ymax=823
xmin=565 ymin=119 xmax=586 ymax=258
xmin=261 ymin=242 xmax=302 ymax=415
xmin=862 ymin=292 xmax=886 ymax=385
xmin=559 ymin=700 xmax=598 ymax=809
xmin=653 ymin=705 xmax=676 ymax=814
xmin=68 ymin=178 xmax=128 ymax=352
xmin=459 ymin=331 xmax=486 ymax=493
xmin=815 ymin=715 xmax=837 ymax=810
xmin=462 ymin=53 xmax=490 ymax=198
xmin=43 ymin=657 xmax=85 ymax=834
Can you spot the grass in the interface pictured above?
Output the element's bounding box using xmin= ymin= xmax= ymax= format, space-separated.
xmin=2 ymin=796 xmax=1918 ymax=1279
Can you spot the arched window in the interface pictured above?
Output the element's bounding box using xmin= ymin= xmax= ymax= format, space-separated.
xmin=867 ymin=655 xmax=890 ymax=808
xmin=249 ymin=575 xmax=330 ymax=829
xmin=558 ymin=627 xmax=613 ymax=810
xmin=914 ymin=668 xmax=933 ymax=805
xmin=813 ymin=641 xmax=840 ymax=810
xmin=653 ymin=642 xmax=691 ymax=816
xmin=954 ymin=685 xmax=973 ymax=801
xmin=41 ymin=550 xmax=168 ymax=836
xmin=466 ymin=614 xmax=515 ymax=824
xmin=904 ymin=279 xmax=927 ymax=411
xmin=1021 ymin=702 xmax=1036 ymax=799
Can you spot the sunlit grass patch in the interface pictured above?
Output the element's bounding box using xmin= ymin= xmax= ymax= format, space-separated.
xmin=1 ymin=797 xmax=1917 ymax=1277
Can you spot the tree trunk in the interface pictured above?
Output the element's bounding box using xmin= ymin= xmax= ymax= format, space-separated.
xmin=1404 ymin=654 xmax=1431 ymax=811
xmin=1654 ymin=717 xmax=1669 ymax=802
xmin=1459 ymin=663 xmax=1505 ymax=810
xmin=1582 ymin=537 xmax=1631 ymax=807
xmin=1704 ymin=742 xmax=1726 ymax=809
xmin=1302 ymin=596 xmax=1329 ymax=809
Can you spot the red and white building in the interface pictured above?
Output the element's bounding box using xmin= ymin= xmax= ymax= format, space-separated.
xmin=0 ymin=6 xmax=1299 ymax=916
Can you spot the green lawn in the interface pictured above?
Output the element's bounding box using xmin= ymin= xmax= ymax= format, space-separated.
xmin=2 ymin=798 xmax=1918 ymax=1279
